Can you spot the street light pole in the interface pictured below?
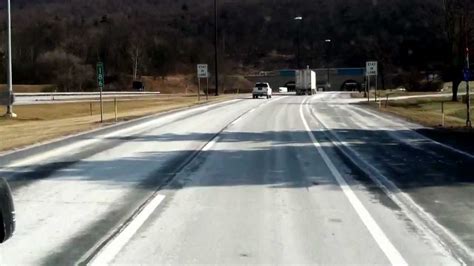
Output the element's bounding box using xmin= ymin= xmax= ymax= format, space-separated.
xmin=325 ymin=39 xmax=331 ymax=91
xmin=214 ymin=0 xmax=219 ymax=96
xmin=5 ymin=0 xmax=16 ymax=118
xmin=294 ymin=17 xmax=303 ymax=69
xmin=296 ymin=25 xmax=301 ymax=69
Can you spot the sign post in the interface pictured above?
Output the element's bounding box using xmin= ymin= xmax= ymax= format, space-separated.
xmin=465 ymin=46 xmax=471 ymax=128
xmin=367 ymin=76 xmax=370 ymax=102
xmin=206 ymin=75 xmax=209 ymax=101
xmin=375 ymin=73 xmax=378 ymax=102
xmin=463 ymin=3 xmax=471 ymax=128
xmin=197 ymin=76 xmax=201 ymax=102
xmin=197 ymin=64 xmax=209 ymax=101
xmin=97 ymin=62 xmax=105 ymax=123
xmin=366 ymin=61 xmax=378 ymax=102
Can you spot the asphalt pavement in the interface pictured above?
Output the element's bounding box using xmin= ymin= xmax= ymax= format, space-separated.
xmin=0 ymin=93 xmax=471 ymax=265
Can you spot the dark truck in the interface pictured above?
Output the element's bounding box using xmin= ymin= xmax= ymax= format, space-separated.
xmin=132 ymin=81 xmax=145 ymax=91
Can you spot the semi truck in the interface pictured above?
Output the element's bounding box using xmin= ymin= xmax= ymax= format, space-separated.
xmin=295 ymin=69 xmax=317 ymax=95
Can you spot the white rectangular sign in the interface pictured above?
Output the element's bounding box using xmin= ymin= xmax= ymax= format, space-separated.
xmin=197 ymin=64 xmax=208 ymax=78
xmin=366 ymin=61 xmax=378 ymax=76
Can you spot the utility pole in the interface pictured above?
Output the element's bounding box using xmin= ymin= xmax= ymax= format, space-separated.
xmin=325 ymin=39 xmax=332 ymax=90
xmin=133 ymin=47 xmax=138 ymax=81
xmin=4 ymin=0 xmax=16 ymax=118
xmin=214 ymin=0 xmax=219 ymax=96
xmin=294 ymin=17 xmax=303 ymax=69
xmin=296 ymin=26 xmax=301 ymax=69
xmin=464 ymin=4 xmax=471 ymax=128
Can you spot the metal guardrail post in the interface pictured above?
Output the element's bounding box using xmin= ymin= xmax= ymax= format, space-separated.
xmin=114 ymin=98 xmax=118 ymax=123
xmin=441 ymin=101 xmax=445 ymax=127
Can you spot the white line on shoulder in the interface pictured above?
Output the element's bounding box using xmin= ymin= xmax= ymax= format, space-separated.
xmin=89 ymin=194 xmax=166 ymax=265
xmin=299 ymin=97 xmax=408 ymax=266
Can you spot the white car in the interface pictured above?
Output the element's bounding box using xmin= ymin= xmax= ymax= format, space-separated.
xmin=252 ymin=82 xmax=272 ymax=99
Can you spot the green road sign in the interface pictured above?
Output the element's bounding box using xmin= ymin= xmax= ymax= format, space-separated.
xmin=97 ymin=62 xmax=105 ymax=90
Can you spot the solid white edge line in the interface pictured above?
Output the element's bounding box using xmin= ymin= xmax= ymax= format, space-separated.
xmin=88 ymin=98 xmax=256 ymax=265
xmin=89 ymin=194 xmax=166 ymax=265
xmin=310 ymin=103 xmax=471 ymax=264
xmin=299 ymin=97 xmax=408 ymax=266
xmin=202 ymin=136 xmax=220 ymax=151
xmin=351 ymin=105 xmax=474 ymax=159
xmin=340 ymin=105 xmax=441 ymax=158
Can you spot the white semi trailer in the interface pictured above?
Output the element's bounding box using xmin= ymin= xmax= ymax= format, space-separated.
xmin=295 ymin=69 xmax=317 ymax=95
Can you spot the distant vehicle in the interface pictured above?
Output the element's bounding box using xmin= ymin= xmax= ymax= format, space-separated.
xmin=132 ymin=81 xmax=145 ymax=91
xmin=341 ymin=81 xmax=360 ymax=91
xmin=0 ymin=178 xmax=15 ymax=244
xmin=252 ymin=82 xmax=273 ymax=99
xmin=295 ymin=69 xmax=317 ymax=95
xmin=279 ymin=87 xmax=288 ymax=93
xmin=285 ymin=81 xmax=296 ymax=92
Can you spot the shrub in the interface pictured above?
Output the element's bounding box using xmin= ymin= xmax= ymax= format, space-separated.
xmin=391 ymin=72 xmax=443 ymax=92
xmin=37 ymin=49 xmax=94 ymax=92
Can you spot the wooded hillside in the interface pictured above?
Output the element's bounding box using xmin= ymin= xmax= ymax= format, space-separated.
xmin=0 ymin=0 xmax=472 ymax=91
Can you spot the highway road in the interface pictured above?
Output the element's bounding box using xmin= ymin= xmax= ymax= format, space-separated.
xmin=0 ymin=92 xmax=472 ymax=265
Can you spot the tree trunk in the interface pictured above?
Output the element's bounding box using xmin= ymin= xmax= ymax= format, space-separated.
xmin=452 ymin=78 xmax=461 ymax=101
xmin=451 ymin=15 xmax=464 ymax=102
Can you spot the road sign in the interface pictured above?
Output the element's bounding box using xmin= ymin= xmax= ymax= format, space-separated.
xmin=366 ymin=61 xmax=378 ymax=76
xmin=464 ymin=68 xmax=473 ymax=81
xmin=97 ymin=62 xmax=105 ymax=89
xmin=197 ymin=64 xmax=208 ymax=78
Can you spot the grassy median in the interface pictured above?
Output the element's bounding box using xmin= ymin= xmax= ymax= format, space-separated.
xmin=0 ymin=95 xmax=233 ymax=152
xmin=351 ymin=82 xmax=474 ymax=99
xmin=350 ymin=90 xmax=445 ymax=99
xmin=369 ymin=97 xmax=474 ymax=128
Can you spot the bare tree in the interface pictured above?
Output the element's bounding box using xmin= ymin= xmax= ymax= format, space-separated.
xmin=130 ymin=45 xmax=141 ymax=80
xmin=444 ymin=0 xmax=472 ymax=101
xmin=37 ymin=49 xmax=93 ymax=91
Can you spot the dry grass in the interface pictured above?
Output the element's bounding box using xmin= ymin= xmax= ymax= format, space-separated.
xmin=351 ymin=82 xmax=474 ymax=99
xmin=0 ymin=95 xmax=232 ymax=152
xmin=350 ymin=90 xmax=443 ymax=99
xmin=142 ymin=75 xmax=196 ymax=94
xmin=369 ymin=97 xmax=474 ymax=128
